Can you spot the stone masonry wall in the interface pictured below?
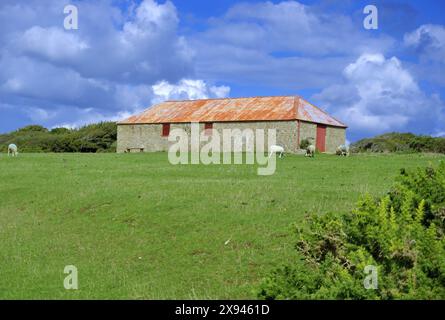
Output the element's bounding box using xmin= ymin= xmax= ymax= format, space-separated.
xmin=117 ymin=121 xmax=298 ymax=153
xmin=117 ymin=121 xmax=345 ymax=154
xmin=298 ymin=121 xmax=317 ymax=147
xmin=326 ymin=126 xmax=346 ymax=153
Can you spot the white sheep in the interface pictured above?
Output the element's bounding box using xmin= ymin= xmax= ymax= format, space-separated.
xmin=336 ymin=144 xmax=349 ymax=156
xmin=8 ymin=144 xmax=18 ymax=157
xmin=269 ymin=145 xmax=284 ymax=158
xmin=305 ymin=144 xmax=315 ymax=157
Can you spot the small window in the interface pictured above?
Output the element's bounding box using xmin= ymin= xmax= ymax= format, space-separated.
xmin=204 ymin=122 xmax=213 ymax=136
xmin=162 ymin=123 xmax=170 ymax=137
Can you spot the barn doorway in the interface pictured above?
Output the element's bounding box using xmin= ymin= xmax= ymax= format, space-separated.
xmin=316 ymin=124 xmax=326 ymax=152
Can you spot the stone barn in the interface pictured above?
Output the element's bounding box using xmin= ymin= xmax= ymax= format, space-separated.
xmin=117 ymin=96 xmax=347 ymax=154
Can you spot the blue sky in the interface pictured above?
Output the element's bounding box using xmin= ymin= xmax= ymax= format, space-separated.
xmin=0 ymin=0 xmax=444 ymax=141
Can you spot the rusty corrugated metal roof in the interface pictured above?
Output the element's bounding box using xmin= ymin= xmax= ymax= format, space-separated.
xmin=118 ymin=96 xmax=347 ymax=128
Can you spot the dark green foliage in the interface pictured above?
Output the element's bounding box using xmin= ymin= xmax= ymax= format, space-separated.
xmin=351 ymin=132 xmax=445 ymax=154
xmin=0 ymin=122 xmax=117 ymax=153
xmin=17 ymin=125 xmax=48 ymax=133
xmin=300 ymin=138 xmax=311 ymax=149
xmin=50 ymin=127 xmax=71 ymax=134
xmin=259 ymin=162 xmax=445 ymax=299
xmin=390 ymin=163 xmax=445 ymax=234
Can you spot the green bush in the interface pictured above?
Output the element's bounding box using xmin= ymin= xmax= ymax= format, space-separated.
xmin=300 ymin=139 xmax=311 ymax=149
xmin=16 ymin=125 xmax=48 ymax=133
xmin=258 ymin=162 xmax=445 ymax=299
xmin=50 ymin=127 xmax=71 ymax=134
xmin=351 ymin=132 xmax=445 ymax=154
xmin=0 ymin=122 xmax=117 ymax=153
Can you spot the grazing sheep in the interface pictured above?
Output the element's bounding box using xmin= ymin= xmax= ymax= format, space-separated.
xmin=305 ymin=144 xmax=315 ymax=157
xmin=269 ymin=145 xmax=284 ymax=158
xmin=8 ymin=144 xmax=18 ymax=157
xmin=336 ymin=144 xmax=349 ymax=156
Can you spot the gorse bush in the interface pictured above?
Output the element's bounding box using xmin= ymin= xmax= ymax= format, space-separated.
xmin=0 ymin=122 xmax=117 ymax=153
xmin=391 ymin=165 xmax=445 ymax=234
xmin=259 ymin=162 xmax=445 ymax=299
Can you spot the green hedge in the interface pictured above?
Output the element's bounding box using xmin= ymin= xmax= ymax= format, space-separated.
xmin=0 ymin=122 xmax=117 ymax=153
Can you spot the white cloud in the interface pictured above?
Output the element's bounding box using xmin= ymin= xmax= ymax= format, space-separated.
xmin=26 ymin=107 xmax=59 ymax=122
xmin=213 ymin=1 xmax=393 ymax=56
xmin=192 ymin=1 xmax=394 ymax=89
xmin=313 ymin=53 xmax=445 ymax=139
xmin=1 ymin=0 xmax=195 ymax=91
xmin=0 ymin=0 xmax=220 ymax=130
xmin=403 ymin=24 xmax=445 ymax=88
xmin=404 ymin=24 xmax=445 ymax=61
xmin=19 ymin=26 xmax=89 ymax=60
xmin=123 ymin=0 xmax=179 ymax=36
xmin=151 ymin=79 xmax=230 ymax=103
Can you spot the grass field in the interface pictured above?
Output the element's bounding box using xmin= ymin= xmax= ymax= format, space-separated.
xmin=0 ymin=152 xmax=444 ymax=299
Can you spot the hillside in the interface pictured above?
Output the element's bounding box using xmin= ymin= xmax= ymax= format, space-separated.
xmin=351 ymin=132 xmax=445 ymax=154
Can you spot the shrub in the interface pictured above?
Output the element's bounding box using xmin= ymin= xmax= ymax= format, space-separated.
xmin=258 ymin=162 xmax=445 ymax=299
xmin=351 ymin=132 xmax=445 ymax=154
xmin=390 ymin=163 xmax=445 ymax=234
xmin=0 ymin=122 xmax=117 ymax=153
xmin=300 ymin=139 xmax=311 ymax=149
xmin=50 ymin=127 xmax=71 ymax=134
xmin=16 ymin=125 xmax=48 ymax=133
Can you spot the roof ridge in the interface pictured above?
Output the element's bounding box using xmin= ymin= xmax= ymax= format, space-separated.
xmin=293 ymin=96 xmax=300 ymax=120
xmin=166 ymin=95 xmax=297 ymax=102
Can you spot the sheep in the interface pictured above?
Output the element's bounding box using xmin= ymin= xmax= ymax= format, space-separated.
xmin=305 ymin=144 xmax=315 ymax=157
xmin=336 ymin=144 xmax=349 ymax=156
xmin=8 ymin=144 xmax=18 ymax=157
xmin=269 ymin=145 xmax=284 ymax=158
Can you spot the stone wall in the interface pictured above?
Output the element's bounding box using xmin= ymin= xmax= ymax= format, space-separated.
xmin=298 ymin=121 xmax=317 ymax=146
xmin=213 ymin=121 xmax=299 ymax=153
xmin=117 ymin=121 xmax=345 ymax=154
xmin=326 ymin=126 xmax=346 ymax=153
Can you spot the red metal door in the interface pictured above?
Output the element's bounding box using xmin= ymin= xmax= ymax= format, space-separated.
xmin=316 ymin=124 xmax=326 ymax=152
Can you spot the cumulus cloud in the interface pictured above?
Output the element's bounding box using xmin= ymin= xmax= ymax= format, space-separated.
xmin=192 ymin=0 xmax=394 ymax=89
xmin=313 ymin=53 xmax=445 ymax=140
xmin=19 ymin=26 xmax=89 ymax=60
xmin=151 ymin=79 xmax=230 ymax=103
xmin=0 ymin=0 xmax=231 ymax=132
xmin=404 ymin=24 xmax=445 ymax=61
xmin=403 ymin=24 xmax=445 ymax=87
xmin=1 ymin=0 xmax=194 ymax=83
xmin=211 ymin=1 xmax=393 ymax=56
